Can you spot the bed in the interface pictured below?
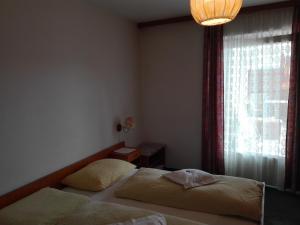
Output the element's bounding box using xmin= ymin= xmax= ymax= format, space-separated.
xmin=0 ymin=187 xmax=206 ymax=225
xmin=63 ymin=169 xmax=265 ymax=225
xmin=0 ymin=142 xmax=265 ymax=225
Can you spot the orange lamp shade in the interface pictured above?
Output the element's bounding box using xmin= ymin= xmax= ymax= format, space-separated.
xmin=190 ymin=0 xmax=243 ymax=26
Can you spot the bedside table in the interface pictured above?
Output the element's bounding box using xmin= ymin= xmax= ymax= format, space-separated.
xmin=110 ymin=148 xmax=141 ymax=162
xmin=138 ymin=143 xmax=166 ymax=168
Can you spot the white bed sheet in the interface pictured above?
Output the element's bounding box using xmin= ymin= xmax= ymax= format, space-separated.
xmin=63 ymin=170 xmax=258 ymax=225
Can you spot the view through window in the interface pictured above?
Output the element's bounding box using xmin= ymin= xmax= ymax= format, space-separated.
xmin=224 ymin=40 xmax=291 ymax=157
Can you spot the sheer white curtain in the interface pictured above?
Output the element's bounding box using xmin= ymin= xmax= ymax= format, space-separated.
xmin=224 ymin=8 xmax=293 ymax=188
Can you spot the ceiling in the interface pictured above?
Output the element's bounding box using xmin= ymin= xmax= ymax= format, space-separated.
xmin=91 ymin=0 xmax=289 ymax=23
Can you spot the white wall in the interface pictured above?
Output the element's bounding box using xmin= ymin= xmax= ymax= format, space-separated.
xmin=0 ymin=0 xmax=140 ymax=195
xmin=140 ymin=21 xmax=204 ymax=169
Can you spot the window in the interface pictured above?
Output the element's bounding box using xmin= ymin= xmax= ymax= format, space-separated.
xmin=223 ymin=8 xmax=293 ymax=188
xmin=225 ymin=40 xmax=291 ymax=157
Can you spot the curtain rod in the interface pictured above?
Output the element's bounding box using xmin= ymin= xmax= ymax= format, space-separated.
xmin=138 ymin=1 xmax=296 ymax=29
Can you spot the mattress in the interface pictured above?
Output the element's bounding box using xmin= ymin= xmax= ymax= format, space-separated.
xmin=63 ymin=169 xmax=260 ymax=225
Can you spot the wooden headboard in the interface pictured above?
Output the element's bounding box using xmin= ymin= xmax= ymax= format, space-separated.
xmin=0 ymin=142 xmax=125 ymax=209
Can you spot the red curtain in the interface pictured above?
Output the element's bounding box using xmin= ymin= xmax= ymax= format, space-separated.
xmin=285 ymin=6 xmax=300 ymax=192
xmin=201 ymin=26 xmax=225 ymax=175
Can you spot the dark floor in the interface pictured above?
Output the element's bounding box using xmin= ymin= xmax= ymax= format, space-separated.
xmin=265 ymin=187 xmax=300 ymax=225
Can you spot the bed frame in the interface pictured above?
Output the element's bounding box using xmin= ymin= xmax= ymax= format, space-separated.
xmin=0 ymin=142 xmax=125 ymax=209
xmin=261 ymin=183 xmax=266 ymax=225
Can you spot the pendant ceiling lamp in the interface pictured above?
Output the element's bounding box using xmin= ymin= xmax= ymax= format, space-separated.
xmin=190 ymin=0 xmax=243 ymax=26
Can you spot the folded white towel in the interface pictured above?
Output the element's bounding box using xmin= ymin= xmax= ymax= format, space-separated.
xmin=163 ymin=169 xmax=218 ymax=189
xmin=108 ymin=214 xmax=167 ymax=225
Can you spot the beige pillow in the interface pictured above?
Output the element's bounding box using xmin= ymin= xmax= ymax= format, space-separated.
xmin=62 ymin=159 xmax=135 ymax=191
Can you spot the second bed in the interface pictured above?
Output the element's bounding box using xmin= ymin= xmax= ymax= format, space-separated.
xmin=63 ymin=169 xmax=264 ymax=225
